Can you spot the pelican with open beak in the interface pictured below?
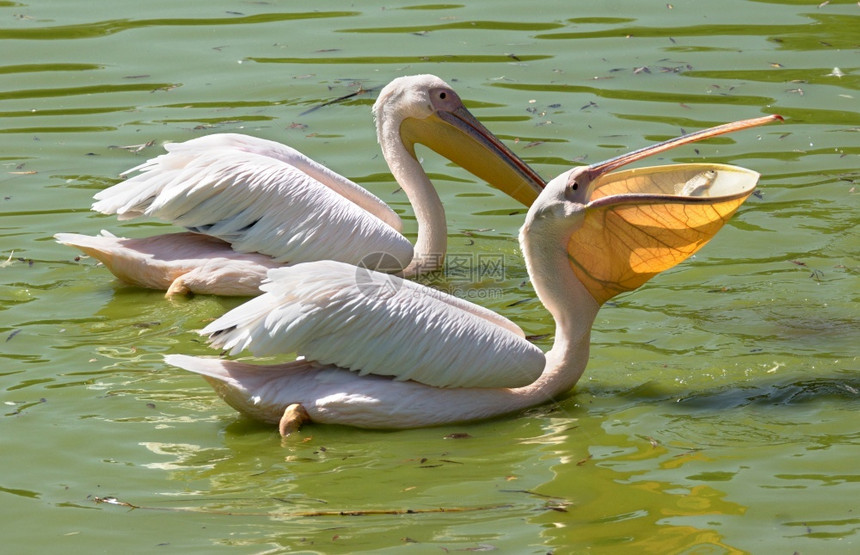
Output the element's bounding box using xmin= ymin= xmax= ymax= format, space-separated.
xmin=166 ymin=115 xmax=781 ymax=433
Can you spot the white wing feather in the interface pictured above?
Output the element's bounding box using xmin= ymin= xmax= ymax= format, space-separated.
xmin=202 ymin=260 xmax=545 ymax=389
xmin=93 ymin=134 xmax=410 ymax=267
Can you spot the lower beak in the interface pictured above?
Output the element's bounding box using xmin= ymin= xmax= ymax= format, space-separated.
xmin=568 ymin=114 xmax=782 ymax=305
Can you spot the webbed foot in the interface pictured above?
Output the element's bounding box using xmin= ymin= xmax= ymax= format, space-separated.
xmin=278 ymin=403 xmax=310 ymax=437
xmin=166 ymin=276 xmax=191 ymax=297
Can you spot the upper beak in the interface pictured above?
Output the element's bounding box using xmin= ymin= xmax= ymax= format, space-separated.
xmin=579 ymin=114 xmax=783 ymax=196
xmin=399 ymin=105 xmax=546 ymax=206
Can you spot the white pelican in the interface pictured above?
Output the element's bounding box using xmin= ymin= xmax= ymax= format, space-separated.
xmin=166 ymin=115 xmax=780 ymax=433
xmin=55 ymin=75 xmax=544 ymax=296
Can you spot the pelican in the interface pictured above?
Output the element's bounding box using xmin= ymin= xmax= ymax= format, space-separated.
xmin=166 ymin=115 xmax=780 ymax=433
xmin=55 ymin=75 xmax=544 ymax=296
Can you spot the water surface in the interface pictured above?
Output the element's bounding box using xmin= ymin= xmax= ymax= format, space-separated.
xmin=1 ymin=0 xmax=858 ymax=553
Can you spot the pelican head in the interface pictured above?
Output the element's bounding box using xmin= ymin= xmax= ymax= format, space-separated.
xmin=523 ymin=114 xmax=782 ymax=308
xmin=373 ymin=74 xmax=545 ymax=206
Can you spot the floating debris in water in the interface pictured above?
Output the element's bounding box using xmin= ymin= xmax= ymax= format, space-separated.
xmin=109 ymin=141 xmax=155 ymax=153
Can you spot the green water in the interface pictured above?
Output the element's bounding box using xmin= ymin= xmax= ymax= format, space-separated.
xmin=1 ymin=0 xmax=857 ymax=553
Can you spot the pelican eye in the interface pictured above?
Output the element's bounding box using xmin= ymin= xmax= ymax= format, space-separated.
xmin=439 ymin=91 xmax=447 ymax=100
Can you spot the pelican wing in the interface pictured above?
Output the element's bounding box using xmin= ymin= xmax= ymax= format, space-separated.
xmin=202 ymin=260 xmax=545 ymax=389
xmin=417 ymin=288 xmax=527 ymax=338
xmin=93 ymin=138 xmax=412 ymax=268
xmin=102 ymin=134 xmax=402 ymax=230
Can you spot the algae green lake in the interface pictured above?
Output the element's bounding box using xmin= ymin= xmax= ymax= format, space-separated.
xmin=1 ymin=1 xmax=857 ymax=553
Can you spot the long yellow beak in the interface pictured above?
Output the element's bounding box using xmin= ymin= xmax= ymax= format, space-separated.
xmin=580 ymin=115 xmax=782 ymax=186
xmin=567 ymin=114 xmax=781 ymax=304
xmin=399 ymin=104 xmax=545 ymax=207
